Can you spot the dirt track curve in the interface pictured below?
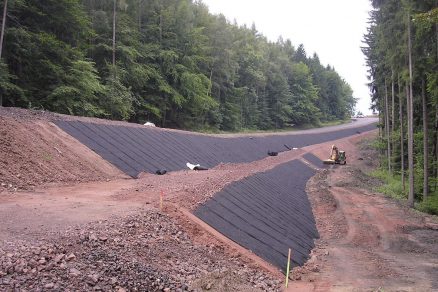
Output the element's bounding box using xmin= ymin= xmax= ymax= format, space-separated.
xmin=289 ymin=134 xmax=438 ymax=292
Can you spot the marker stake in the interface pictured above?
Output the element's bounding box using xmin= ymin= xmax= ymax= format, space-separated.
xmin=285 ymin=248 xmax=292 ymax=288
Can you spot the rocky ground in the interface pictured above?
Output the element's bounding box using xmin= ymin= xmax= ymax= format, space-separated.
xmin=0 ymin=209 xmax=281 ymax=291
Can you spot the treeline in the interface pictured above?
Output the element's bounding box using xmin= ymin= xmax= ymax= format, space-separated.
xmin=0 ymin=0 xmax=355 ymax=131
xmin=363 ymin=0 xmax=438 ymax=212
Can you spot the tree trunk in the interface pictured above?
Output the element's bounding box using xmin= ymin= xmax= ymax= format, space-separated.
xmin=435 ymin=23 xmax=438 ymax=190
xmin=379 ymin=108 xmax=382 ymax=140
xmin=391 ymin=71 xmax=395 ymax=131
xmin=208 ymin=68 xmax=213 ymax=97
xmin=399 ymin=77 xmax=405 ymax=191
xmin=433 ymin=23 xmax=438 ymax=191
xmin=0 ymin=0 xmax=7 ymax=59
xmin=90 ymin=0 xmax=94 ymax=59
xmin=407 ymin=12 xmax=415 ymax=207
xmin=159 ymin=11 xmax=162 ymax=46
xmin=0 ymin=0 xmax=7 ymax=107
xmin=434 ymin=102 xmax=438 ymax=191
xmin=112 ymin=0 xmax=116 ymax=73
xmin=407 ymin=83 xmax=414 ymax=207
xmin=422 ymin=78 xmax=429 ymax=200
xmin=138 ymin=0 xmax=142 ymax=29
xmin=385 ymin=80 xmax=392 ymax=175
xmin=391 ymin=71 xmax=395 ymax=158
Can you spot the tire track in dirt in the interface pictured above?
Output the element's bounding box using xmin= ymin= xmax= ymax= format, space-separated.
xmin=309 ymin=168 xmax=438 ymax=290
xmin=290 ymin=132 xmax=438 ymax=291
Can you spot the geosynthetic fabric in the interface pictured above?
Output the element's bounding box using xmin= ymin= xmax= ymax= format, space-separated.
xmin=55 ymin=120 xmax=375 ymax=177
xmin=194 ymin=160 xmax=318 ymax=271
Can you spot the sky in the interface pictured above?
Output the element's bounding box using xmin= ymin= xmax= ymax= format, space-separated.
xmin=201 ymin=0 xmax=373 ymax=115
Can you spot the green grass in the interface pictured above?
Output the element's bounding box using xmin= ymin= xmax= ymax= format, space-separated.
xmin=370 ymin=169 xmax=438 ymax=215
xmin=370 ymin=169 xmax=406 ymax=200
xmin=417 ymin=194 xmax=438 ymax=215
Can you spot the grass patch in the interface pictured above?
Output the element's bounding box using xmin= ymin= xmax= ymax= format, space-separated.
xmin=417 ymin=195 xmax=438 ymax=215
xmin=370 ymin=169 xmax=438 ymax=215
xmin=369 ymin=169 xmax=406 ymax=200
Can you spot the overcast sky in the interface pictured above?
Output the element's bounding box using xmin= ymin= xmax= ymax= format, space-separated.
xmin=201 ymin=0 xmax=373 ymax=115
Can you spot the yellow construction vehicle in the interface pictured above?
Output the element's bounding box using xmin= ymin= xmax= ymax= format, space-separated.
xmin=323 ymin=145 xmax=347 ymax=165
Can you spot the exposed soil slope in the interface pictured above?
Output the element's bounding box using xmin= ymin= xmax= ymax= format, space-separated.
xmin=0 ymin=115 xmax=125 ymax=193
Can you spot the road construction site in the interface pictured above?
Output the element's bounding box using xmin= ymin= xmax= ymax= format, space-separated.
xmin=1 ymin=107 xmax=438 ymax=291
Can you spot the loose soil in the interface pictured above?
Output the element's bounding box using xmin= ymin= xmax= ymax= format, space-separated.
xmin=2 ymin=107 xmax=438 ymax=291
xmin=0 ymin=115 xmax=126 ymax=193
xmin=291 ymin=133 xmax=438 ymax=292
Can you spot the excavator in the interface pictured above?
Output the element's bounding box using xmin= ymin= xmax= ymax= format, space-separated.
xmin=323 ymin=145 xmax=347 ymax=165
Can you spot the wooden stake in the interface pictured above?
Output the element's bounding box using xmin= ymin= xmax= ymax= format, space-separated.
xmin=285 ymin=248 xmax=292 ymax=288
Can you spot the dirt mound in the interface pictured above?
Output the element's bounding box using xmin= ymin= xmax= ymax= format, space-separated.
xmin=333 ymin=166 xmax=383 ymax=190
xmin=0 ymin=115 xmax=124 ymax=192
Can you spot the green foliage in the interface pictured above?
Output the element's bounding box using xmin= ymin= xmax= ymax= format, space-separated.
xmin=417 ymin=194 xmax=438 ymax=215
xmin=363 ymin=0 xmax=438 ymax=209
xmin=371 ymin=169 xmax=406 ymax=200
xmin=48 ymin=60 xmax=105 ymax=116
xmin=1 ymin=0 xmax=357 ymax=131
xmin=103 ymin=69 xmax=134 ymax=121
xmin=0 ymin=60 xmax=24 ymax=106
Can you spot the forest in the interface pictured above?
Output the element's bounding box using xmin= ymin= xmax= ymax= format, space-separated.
xmin=0 ymin=0 xmax=356 ymax=131
xmin=363 ymin=0 xmax=438 ymax=212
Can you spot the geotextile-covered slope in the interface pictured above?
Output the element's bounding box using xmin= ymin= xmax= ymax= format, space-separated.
xmin=55 ymin=120 xmax=375 ymax=177
xmin=194 ymin=160 xmax=318 ymax=271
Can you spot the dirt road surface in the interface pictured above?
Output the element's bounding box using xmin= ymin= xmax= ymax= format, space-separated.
xmin=290 ymin=133 xmax=438 ymax=292
xmin=2 ymin=108 xmax=438 ymax=291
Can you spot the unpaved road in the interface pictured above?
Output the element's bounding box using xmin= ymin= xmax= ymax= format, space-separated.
xmin=290 ymin=134 xmax=438 ymax=292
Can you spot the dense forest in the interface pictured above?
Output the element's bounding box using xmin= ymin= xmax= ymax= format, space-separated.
xmin=363 ymin=0 xmax=438 ymax=212
xmin=0 ymin=0 xmax=356 ymax=131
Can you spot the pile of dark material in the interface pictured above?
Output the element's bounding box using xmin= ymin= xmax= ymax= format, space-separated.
xmin=0 ymin=210 xmax=281 ymax=291
xmin=55 ymin=120 xmax=376 ymax=177
xmin=195 ymin=160 xmax=318 ymax=272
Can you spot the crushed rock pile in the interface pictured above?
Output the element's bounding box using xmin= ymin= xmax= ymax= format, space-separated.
xmin=0 ymin=209 xmax=281 ymax=291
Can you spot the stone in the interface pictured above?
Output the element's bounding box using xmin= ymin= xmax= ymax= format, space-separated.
xmin=38 ymin=258 xmax=46 ymax=265
xmin=44 ymin=283 xmax=55 ymax=289
xmin=98 ymin=236 xmax=108 ymax=242
xmin=88 ymin=273 xmax=99 ymax=284
xmin=69 ymin=268 xmax=81 ymax=277
xmin=66 ymin=253 xmax=76 ymax=261
xmin=14 ymin=265 xmax=23 ymax=273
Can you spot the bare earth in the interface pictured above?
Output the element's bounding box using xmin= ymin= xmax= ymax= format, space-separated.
xmin=290 ymin=133 xmax=438 ymax=292
xmin=1 ymin=108 xmax=438 ymax=291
